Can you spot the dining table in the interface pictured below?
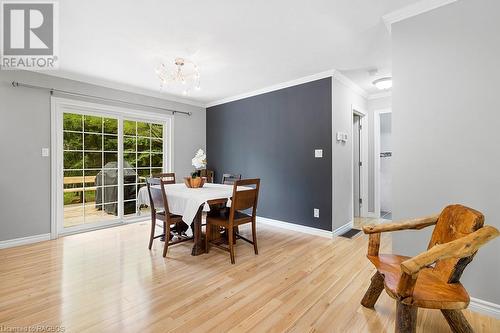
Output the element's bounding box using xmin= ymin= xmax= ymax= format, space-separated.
xmin=137 ymin=183 xmax=243 ymax=256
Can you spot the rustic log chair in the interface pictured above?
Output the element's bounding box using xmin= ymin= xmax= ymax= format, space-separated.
xmin=205 ymin=178 xmax=260 ymax=264
xmin=360 ymin=204 xmax=499 ymax=333
xmin=221 ymin=173 xmax=242 ymax=185
xmin=146 ymin=176 xmax=193 ymax=257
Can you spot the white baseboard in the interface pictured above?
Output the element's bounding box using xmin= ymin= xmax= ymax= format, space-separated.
xmin=257 ymin=216 xmax=333 ymax=238
xmin=470 ymin=297 xmax=500 ymax=319
xmin=333 ymin=221 xmax=354 ymax=237
xmin=0 ymin=233 xmax=51 ymax=249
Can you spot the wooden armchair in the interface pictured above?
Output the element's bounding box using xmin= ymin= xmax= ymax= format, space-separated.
xmin=361 ymin=204 xmax=499 ymax=333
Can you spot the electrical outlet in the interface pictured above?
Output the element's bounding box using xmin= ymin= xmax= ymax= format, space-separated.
xmin=41 ymin=148 xmax=50 ymax=157
xmin=313 ymin=208 xmax=320 ymax=218
xmin=314 ymin=149 xmax=323 ymax=158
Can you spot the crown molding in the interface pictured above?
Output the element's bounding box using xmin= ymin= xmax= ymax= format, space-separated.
xmin=332 ymin=70 xmax=369 ymax=99
xmin=383 ymin=0 xmax=458 ymax=33
xmin=206 ymin=70 xmax=336 ymax=108
xmin=368 ymin=91 xmax=392 ymax=100
xmin=206 ymin=69 xmax=369 ymax=108
xmin=41 ymin=71 xmax=206 ymax=108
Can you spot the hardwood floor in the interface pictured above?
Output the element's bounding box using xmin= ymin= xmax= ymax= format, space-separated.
xmin=0 ymin=221 xmax=498 ymax=332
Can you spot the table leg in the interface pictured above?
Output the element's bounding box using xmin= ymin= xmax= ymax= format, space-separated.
xmin=191 ymin=207 xmax=204 ymax=256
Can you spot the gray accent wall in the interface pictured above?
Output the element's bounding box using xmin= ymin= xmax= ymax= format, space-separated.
xmin=0 ymin=70 xmax=206 ymax=241
xmin=392 ymin=0 xmax=500 ymax=304
xmin=207 ymin=78 xmax=332 ymax=231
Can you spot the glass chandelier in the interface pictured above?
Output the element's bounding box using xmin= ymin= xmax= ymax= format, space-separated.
xmin=156 ymin=57 xmax=200 ymax=96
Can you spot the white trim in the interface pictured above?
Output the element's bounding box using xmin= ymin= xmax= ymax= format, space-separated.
xmin=206 ymin=70 xmax=336 ymax=107
xmin=333 ymin=70 xmax=369 ymax=99
xmin=43 ymin=71 xmax=206 ymax=108
xmin=373 ymin=108 xmax=392 ymax=218
xmin=333 ymin=220 xmax=354 ymax=237
xmin=257 ymin=217 xmax=333 ymax=239
xmin=331 ymin=79 xmax=336 ymax=237
xmin=50 ymin=97 xmax=58 ymax=240
xmin=368 ymin=91 xmax=392 ymax=100
xmin=382 ymin=0 xmax=458 ymax=32
xmin=352 ymin=105 xmax=369 ymax=219
xmin=469 ymin=298 xmax=500 ymax=319
xmin=0 ymin=234 xmax=51 ymax=249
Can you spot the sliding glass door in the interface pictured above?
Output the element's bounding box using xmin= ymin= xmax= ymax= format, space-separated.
xmin=123 ymin=119 xmax=164 ymax=217
xmin=55 ymin=98 xmax=171 ymax=235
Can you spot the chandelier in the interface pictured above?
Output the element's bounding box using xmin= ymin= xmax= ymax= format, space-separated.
xmin=156 ymin=57 xmax=200 ymax=96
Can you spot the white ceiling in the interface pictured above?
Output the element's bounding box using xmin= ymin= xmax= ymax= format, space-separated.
xmin=53 ymin=0 xmax=421 ymax=105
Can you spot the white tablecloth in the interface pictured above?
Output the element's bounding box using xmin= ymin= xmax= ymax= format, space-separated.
xmin=137 ymin=183 xmax=243 ymax=224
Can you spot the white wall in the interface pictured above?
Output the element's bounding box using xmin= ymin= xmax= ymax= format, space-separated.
xmin=367 ymin=96 xmax=392 ymax=213
xmin=392 ymin=0 xmax=500 ymax=304
xmin=0 ymin=70 xmax=206 ymax=241
xmin=379 ymin=113 xmax=392 ymax=213
xmin=332 ymin=77 xmax=367 ymax=230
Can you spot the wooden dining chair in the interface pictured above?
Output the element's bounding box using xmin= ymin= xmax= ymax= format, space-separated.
xmin=205 ymin=178 xmax=260 ymax=264
xmin=360 ymin=204 xmax=499 ymax=333
xmin=221 ymin=173 xmax=241 ymax=185
xmin=146 ymin=177 xmax=193 ymax=257
xmin=199 ymin=169 xmax=214 ymax=183
xmin=152 ymin=172 xmax=176 ymax=184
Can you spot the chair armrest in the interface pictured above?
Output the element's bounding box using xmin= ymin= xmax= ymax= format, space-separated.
xmin=362 ymin=214 xmax=440 ymax=234
xmin=400 ymin=225 xmax=500 ymax=276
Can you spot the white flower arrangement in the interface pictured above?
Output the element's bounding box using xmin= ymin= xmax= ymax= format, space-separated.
xmin=191 ymin=149 xmax=207 ymax=177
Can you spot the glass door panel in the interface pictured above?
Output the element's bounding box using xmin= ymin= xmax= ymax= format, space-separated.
xmin=122 ymin=119 xmax=164 ymax=217
xmin=62 ymin=112 xmax=120 ymax=228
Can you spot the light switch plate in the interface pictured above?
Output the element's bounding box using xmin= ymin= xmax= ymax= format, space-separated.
xmin=41 ymin=148 xmax=50 ymax=157
xmin=313 ymin=208 xmax=320 ymax=218
xmin=314 ymin=149 xmax=323 ymax=158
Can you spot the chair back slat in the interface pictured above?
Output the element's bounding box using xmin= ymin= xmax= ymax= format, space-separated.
xmin=230 ymin=178 xmax=260 ymax=220
xmin=153 ymin=172 xmax=176 ymax=184
xmin=222 ymin=173 xmax=242 ymax=185
xmin=146 ymin=176 xmax=175 ymax=215
xmin=429 ymin=204 xmax=484 ymax=283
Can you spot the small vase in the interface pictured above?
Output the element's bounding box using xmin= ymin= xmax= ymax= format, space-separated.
xmin=184 ymin=176 xmax=206 ymax=188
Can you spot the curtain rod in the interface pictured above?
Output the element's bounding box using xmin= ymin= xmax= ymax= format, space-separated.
xmin=11 ymin=81 xmax=192 ymax=116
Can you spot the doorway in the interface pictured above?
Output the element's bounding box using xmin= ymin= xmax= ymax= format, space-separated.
xmin=353 ymin=114 xmax=361 ymax=217
xmin=351 ymin=105 xmax=368 ymax=222
xmin=374 ymin=109 xmax=392 ymax=220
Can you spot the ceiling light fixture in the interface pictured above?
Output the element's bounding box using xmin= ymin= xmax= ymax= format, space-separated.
xmin=373 ymin=77 xmax=392 ymax=90
xmin=156 ymin=57 xmax=200 ymax=96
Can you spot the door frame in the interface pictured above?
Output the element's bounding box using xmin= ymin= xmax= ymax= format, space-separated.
xmin=373 ymin=108 xmax=392 ymax=219
xmin=351 ymin=104 xmax=368 ymax=219
xmin=50 ymin=97 xmax=174 ymax=238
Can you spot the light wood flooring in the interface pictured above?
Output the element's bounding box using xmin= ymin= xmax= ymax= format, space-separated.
xmin=0 ymin=220 xmax=498 ymax=332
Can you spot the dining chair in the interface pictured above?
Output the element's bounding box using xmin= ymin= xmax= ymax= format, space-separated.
xmin=221 ymin=173 xmax=241 ymax=185
xmin=205 ymin=178 xmax=260 ymax=264
xmin=360 ymin=204 xmax=499 ymax=333
xmin=146 ymin=177 xmax=193 ymax=257
xmin=152 ymin=172 xmax=176 ymax=184
xmin=199 ymin=169 xmax=214 ymax=183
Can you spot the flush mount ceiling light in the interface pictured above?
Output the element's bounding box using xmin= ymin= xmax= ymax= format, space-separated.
xmin=373 ymin=77 xmax=392 ymax=90
xmin=156 ymin=57 xmax=200 ymax=96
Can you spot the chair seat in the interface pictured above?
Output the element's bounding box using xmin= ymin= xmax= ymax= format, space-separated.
xmin=207 ymin=211 xmax=252 ymax=226
xmin=368 ymin=254 xmax=470 ymax=310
